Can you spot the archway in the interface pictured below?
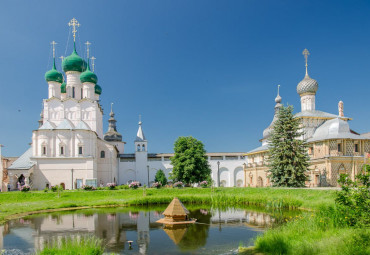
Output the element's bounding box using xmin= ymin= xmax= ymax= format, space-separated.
xmin=219 ymin=167 xmax=229 ymax=187
xmin=257 ymin=176 xmax=263 ymax=187
xmin=234 ymin=167 xmax=243 ymax=187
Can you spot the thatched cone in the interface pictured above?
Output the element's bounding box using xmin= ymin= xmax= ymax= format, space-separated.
xmin=162 ymin=197 xmax=189 ymax=222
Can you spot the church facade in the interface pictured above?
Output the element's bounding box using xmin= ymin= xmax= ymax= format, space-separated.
xmin=245 ymin=49 xmax=370 ymax=187
xmin=6 ymin=19 xmax=246 ymax=190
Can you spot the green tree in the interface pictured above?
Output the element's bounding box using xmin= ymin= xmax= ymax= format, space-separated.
xmin=267 ymin=105 xmax=309 ymax=187
xmin=171 ymin=136 xmax=211 ymax=184
xmin=154 ymin=169 xmax=168 ymax=185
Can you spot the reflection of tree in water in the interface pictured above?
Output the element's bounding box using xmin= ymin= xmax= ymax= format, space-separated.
xmin=177 ymin=209 xmax=212 ymax=251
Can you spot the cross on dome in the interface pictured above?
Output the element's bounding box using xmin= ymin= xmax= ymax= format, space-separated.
xmin=85 ymin=41 xmax=91 ymax=58
xmin=302 ymin=48 xmax=310 ymax=76
xmin=68 ymin=18 xmax=80 ymax=42
xmin=51 ymin=41 xmax=57 ymax=58
xmin=90 ymin=56 xmax=96 ymax=72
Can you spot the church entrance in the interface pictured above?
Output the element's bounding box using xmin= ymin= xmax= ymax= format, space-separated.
xmin=18 ymin=174 xmax=25 ymax=186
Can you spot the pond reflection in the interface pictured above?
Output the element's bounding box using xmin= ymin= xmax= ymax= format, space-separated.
xmin=0 ymin=206 xmax=299 ymax=255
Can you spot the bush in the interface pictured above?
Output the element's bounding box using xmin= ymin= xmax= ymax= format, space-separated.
xmin=51 ymin=185 xmax=59 ymax=192
xmin=155 ymin=169 xmax=167 ymax=186
xmin=173 ymin=181 xmax=183 ymax=188
xmin=129 ymin=182 xmax=140 ymax=189
xmin=200 ymin=180 xmax=209 ymax=188
xmin=82 ymin=185 xmax=96 ymax=191
xmin=21 ymin=185 xmax=30 ymax=192
xmin=335 ymin=166 xmax=370 ymax=227
xmin=152 ymin=182 xmax=162 ymax=189
xmin=106 ymin=183 xmax=117 ymax=190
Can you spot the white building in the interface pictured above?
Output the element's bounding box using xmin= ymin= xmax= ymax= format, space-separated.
xmin=6 ymin=19 xmax=247 ymax=190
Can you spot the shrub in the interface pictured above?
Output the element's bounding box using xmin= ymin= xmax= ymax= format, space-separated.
xmin=82 ymin=185 xmax=96 ymax=191
xmin=155 ymin=169 xmax=167 ymax=186
xmin=51 ymin=185 xmax=59 ymax=192
xmin=129 ymin=182 xmax=140 ymax=189
xmin=117 ymin=185 xmax=129 ymax=190
xmin=152 ymin=182 xmax=162 ymax=189
xmin=106 ymin=183 xmax=117 ymax=190
xmin=335 ymin=166 xmax=370 ymax=227
xmin=173 ymin=181 xmax=183 ymax=188
xmin=43 ymin=187 xmax=49 ymax=193
xmin=21 ymin=185 xmax=30 ymax=192
xmin=200 ymin=180 xmax=209 ymax=188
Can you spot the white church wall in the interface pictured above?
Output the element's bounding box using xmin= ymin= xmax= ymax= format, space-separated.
xmin=96 ymin=140 xmax=118 ymax=186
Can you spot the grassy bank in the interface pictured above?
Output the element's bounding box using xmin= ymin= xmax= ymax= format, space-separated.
xmin=250 ymin=208 xmax=370 ymax=255
xmin=0 ymin=187 xmax=335 ymax=224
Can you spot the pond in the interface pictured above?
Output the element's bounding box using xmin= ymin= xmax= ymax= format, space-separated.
xmin=0 ymin=205 xmax=300 ymax=255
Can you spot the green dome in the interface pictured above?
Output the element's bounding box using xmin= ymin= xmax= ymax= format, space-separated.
xmin=95 ymin=84 xmax=102 ymax=95
xmin=45 ymin=60 xmax=63 ymax=83
xmin=61 ymin=82 xmax=66 ymax=93
xmin=80 ymin=61 xmax=98 ymax=84
xmin=62 ymin=43 xmax=87 ymax=73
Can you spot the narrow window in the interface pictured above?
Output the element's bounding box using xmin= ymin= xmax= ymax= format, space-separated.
xmin=60 ymin=146 xmax=64 ymax=155
xmin=142 ymin=144 xmax=146 ymax=151
xmin=78 ymin=146 xmax=83 ymax=155
xmin=101 ymin=151 xmax=105 ymax=158
xmin=338 ymin=143 xmax=342 ymax=152
xmin=81 ymin=88 xmax=83 ymax=98
xmin=137 ymin=144 xmax=141 ymax=152
xmin=72 ymin=87 xmax=75 ymax=98
xmin=354 ymin=144 xmax=359 ymax=153
xmin=42 ymin=146 xmax=46 ymax=155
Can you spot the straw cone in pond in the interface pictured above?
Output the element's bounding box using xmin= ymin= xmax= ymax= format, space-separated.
xmin=156 ymin=197 xmax=196 ymax=224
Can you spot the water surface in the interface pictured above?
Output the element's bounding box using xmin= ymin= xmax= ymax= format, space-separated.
xmin=0 ymin=205 xmax=299 ymax=254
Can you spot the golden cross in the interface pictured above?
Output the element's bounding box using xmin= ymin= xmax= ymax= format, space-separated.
xmin=51 ymin=41 xmax=57 ymax=58
xmin=68 ymin=18 xmax=80 ymax=41
xmin=302 ymin=48 xmax=310 ymax=75
xmin=85 ymin=41 xmax=91 ymax=58
xmin=90 ymin=56 xmax=96 ymax=72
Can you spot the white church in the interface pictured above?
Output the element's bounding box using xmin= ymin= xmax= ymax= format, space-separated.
xmin=6 ymin=19 xmax=246 ymax=190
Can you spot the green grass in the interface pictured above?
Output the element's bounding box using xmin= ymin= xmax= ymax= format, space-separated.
xmin=252 ymin=207 xmax=370 ymax=255
xmin=0 ymin=187 xmax=335 ymax=224
xmin=36 ymin=236 xmax=104 ymax=255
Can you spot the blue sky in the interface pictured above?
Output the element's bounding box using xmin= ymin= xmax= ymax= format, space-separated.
xmin=0 ymin=0 xmax=369 ymax=156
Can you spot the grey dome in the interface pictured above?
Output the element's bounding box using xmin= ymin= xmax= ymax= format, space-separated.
xmin=297 ymin=74 xmax=318 ymax=95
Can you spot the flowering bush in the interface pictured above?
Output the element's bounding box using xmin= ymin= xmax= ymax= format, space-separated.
xmin=152 ymin=182 xmax=162 ymax=189
xmin=129 ymin=181 xmax=140 ymax=189
xmin=82 ymin=185 xmax=96 ymax=191
xmin=21 ymin=185 xmax=30 ymax=192
xmin=107 ymin=183 xmax=117 ymax=190
xmin=200 ymin=180 xmax=208 ymax=188
xmin=173 ymin=181 xmax=183 ymax=188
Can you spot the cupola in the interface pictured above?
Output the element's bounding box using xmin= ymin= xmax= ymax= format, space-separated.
xmin=62 ymin=42 xmax=87 ymax=73
xmin=297 ymin=48 xmax=318 ymax=95
xmin=80 ymin=60 xmax=98 ymax=84
xmin=45 ymin=59 xmax=63 ymax=83
xmin=95 ymin=84 xmax=102 ymax=95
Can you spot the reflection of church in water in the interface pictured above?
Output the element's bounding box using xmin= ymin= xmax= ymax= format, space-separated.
xmin=0 ymin=208 xmax=276 ymax=254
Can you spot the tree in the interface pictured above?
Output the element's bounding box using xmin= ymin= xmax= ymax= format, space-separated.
xmin=267 ymin=105 xmax=309 ymax=187
xmin=155 ymin=169 xmax=167 ymax=185
xmin=171 ymin=136 xmax=211 ymax=184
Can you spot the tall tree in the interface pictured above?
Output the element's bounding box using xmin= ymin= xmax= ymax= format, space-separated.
xmin=171 ymin=136 xmax=211 ymax=184
xmin=267 ymin=105 xmax=309 ymax=187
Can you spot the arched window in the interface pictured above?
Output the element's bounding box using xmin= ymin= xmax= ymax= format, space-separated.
xmin=142 ymin=144 xmax=146 ymax=152
xmin=60 ymin=144 xmax=65 ymax=156
xmin=137 ymin=144 xmax=141 ymax=152
xmin=72 ymin=87 xmax=75 ymax=98
xmin=101 ymin=151 xmax=105 ymax=158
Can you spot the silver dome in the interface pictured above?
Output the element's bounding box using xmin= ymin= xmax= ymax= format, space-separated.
xmin=297 ymin=74 xmax=318 ymax=95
